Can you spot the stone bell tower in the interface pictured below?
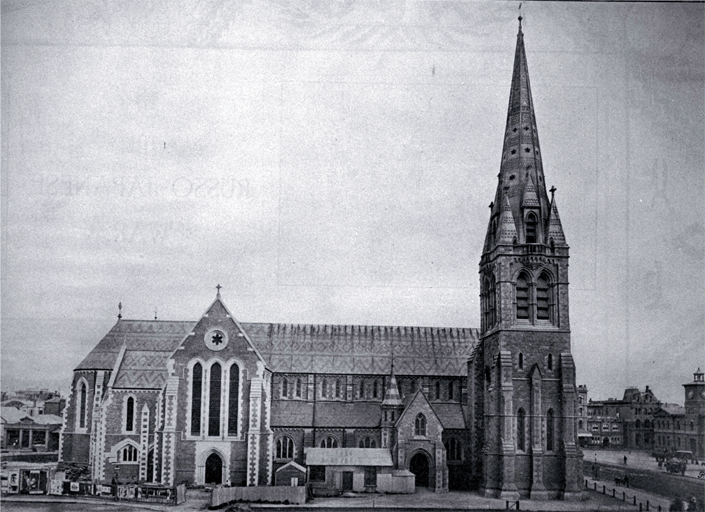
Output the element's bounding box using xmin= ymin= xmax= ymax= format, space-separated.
xmin=468 ymin=18 xmax=582 ymax=500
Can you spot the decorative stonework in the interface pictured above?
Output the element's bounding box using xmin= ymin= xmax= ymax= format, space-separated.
xmin=139 ymin=403 xmax=150 ymax=481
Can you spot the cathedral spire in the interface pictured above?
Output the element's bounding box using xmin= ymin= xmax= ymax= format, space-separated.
xmin=485 ymin=18 xmax=554 ymax=252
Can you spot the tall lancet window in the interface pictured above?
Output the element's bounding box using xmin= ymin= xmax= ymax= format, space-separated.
xmin=516 ymin=273 xmax=530 ymax=319
xmin=488 ymin=274 xmax=497 ymax=326
xmin=228 ymin=363 xmax=239 ymax=436
xmin=79 ymin=381 xmax=87 ymax=429
xmin=537 ymin=273 xmax=551 ymax=320
xmin=546 ymin=409 xmax=555 ymax=451
xmin=208 ymin=363 xmax=222 ymax=436
xmin=526 ymin=213 xmax=538 ymax=243
xmin=517 ymin=408 xmax=526 ymax=451
xmin=191 ymin=363 xmax=203 ymax=436
xmin=125 ymin=396 xmax=135 ymax=432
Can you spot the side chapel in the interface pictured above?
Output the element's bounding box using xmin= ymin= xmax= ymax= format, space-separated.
xmin=60 ymin=20 xmax=582 ymax=499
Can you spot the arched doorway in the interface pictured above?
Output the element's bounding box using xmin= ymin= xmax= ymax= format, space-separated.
xmin=409 ymin=452 xmax=430 ymax=488
xmin=205 ymin=453 xmax=223 ymax=485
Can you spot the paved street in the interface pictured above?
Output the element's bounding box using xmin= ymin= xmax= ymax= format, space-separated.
xmin=585 ymin=449 xmax=705 ymax=480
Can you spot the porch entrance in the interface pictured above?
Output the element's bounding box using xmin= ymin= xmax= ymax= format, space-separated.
xmin=409 ymin=453 xmax=430 ymax=487
xmin=205 ymin=453 xmax=223 ymax=485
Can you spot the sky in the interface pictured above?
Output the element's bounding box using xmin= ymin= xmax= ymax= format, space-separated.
xmin=1 ymin=1 xmax=703 ymax=405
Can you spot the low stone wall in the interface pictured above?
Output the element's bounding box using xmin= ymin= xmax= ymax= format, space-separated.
xmin=211 ymin=485 xmax=307 ymax=507
xmin=584 ymin=460 xmax=705 ymax=503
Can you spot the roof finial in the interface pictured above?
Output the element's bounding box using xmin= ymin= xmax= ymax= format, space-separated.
xmin=216 ymin=284 xmax=222 ymax=298
xmin=518 ymin=3 xmax=523 ymax=33
xmin=154 ymin=307 xmax=158 ymax=321
xmin=118 ymin=302 xmax=122 ymax=320
xmin=550 ymin=185 xmax=556 ymax=201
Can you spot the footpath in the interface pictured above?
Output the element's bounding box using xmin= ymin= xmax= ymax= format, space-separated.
xmin=3 ymin=486 xmax=638 ymax=512
xmin=583 ymin=477 xmax=671 ymax=512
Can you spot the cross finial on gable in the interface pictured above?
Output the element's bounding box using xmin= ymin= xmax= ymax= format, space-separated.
xmin=550 ymin=185 xmax=556 ymax=201
xmin=118 ymin=302 xmax=122 ymax=320
xmin=216 ymin=284 xmax=222 ymax=297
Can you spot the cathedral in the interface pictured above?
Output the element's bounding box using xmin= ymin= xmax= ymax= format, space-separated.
xmin=60 ymin=21 xmax=583 ymax=499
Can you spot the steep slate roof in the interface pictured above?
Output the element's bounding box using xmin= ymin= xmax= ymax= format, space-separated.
xmin=270 ymin=401 xmax=382 ymax=428
xmin=248 ymin=323 xmax=479 ymax=376
xmin=432 ymin=403 xmax=467 ymax=430
xmin=76 ymin=320 xmax=194 ymax=390
xmin=76 ymin=319 xmax=479 ymax=389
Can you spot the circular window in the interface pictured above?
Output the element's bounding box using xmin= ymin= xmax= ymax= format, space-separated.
xmin=204 ymin=327 xmax=229 ymax=351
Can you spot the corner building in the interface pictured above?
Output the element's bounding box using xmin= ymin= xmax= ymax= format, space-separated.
xmin=60 ymin=21 xmax=582 ymax=498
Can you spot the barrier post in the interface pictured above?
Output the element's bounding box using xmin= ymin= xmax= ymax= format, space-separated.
xmin=634 ymin=496 xmax=637 ymax=505
xmin=603 ymin=485 xmax=606 ymax=494
xmin=623 ymin=491 xmax=626 ymax=501
xmin=613 ymin=489 xmax=615 ymax=497
xmin=506 ymin=500 xmax=509 ymax=509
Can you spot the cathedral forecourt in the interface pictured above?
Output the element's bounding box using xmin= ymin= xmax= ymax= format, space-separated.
xmin=59 ymin=19 xmax=583 ymax=500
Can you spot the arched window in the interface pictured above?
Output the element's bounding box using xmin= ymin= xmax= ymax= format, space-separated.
xmin=322 ymin=379 xmax=328 ymax=398
xmin=276 ymin=436 xmax=294 ymax=459
xmin=295 ymin=378 xmax=302 ymax=399
xmin=676 ymin=421 xmax=680 ymax=430
xmin=358 ymin=437 xmax=376 ymax=448
xmin=448 ymin=381 xmax=454 ymax=400
xmin=359 ymin=380 xmax=365 ymax=399
xmin=518 ymin=352 xmax=524 ymax=370
xmin=78 ymin=380 xmax=87 ymax=429
xmin=635 ymin=419 xmax=641 ymax=429
xmin=488 ymin=274 xmax=496 ymax=326
xmin=579 ymin=407 xmax=583 ymax=416
xmin=227 ymin=363 xmax=239 ymax=436
xmin=445 ymin=438 xmax=462 ymax=461
xmin=282 ymin=377 xmax=288 ymax=398
xmin=536 ymin=273 xmax=550 ymax=321
xmin=335 ymin=379 xmax=341 ymax=398
xmin=435 ymin=381 xmax=441 ymax=400
xmin=517 ymin=408 xmax=526 ymax=451
xmin=546 ymin=409 xmax=555 ymax=451
xmin=209 ymin=363 xmax=222 ymax=436
xmin=125 ymin=396 xmax=135 ymax=432
xmin=690 ymin=421 xmax=695 ymax=431
xmin=191 ymin=363 xmax=203 ymax=436
xmin=410 ymin=379 xmax=417 ymax=393
xmin=547 ymin=353 xmax=554 ymax=371
xmin=578 ymin=420 xmax=584 ymax=430
xmin=373 ymin=380 xmax=379 ymax=399
xmin=320 ymin=436 xmax=338 ymax=448
xmin=526 ymin=212 xmax=538 ymax=243
xmin=415 ymin=413 xmax=426 ymax=436
xmin=119 ymin=444 xmax=138 ymax=463
xmin=516 ymin=274 xmax=530 ymax=319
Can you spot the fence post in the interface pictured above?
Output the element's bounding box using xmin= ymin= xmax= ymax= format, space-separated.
xmin=613 ymin=489 xmax=615 ymax=497
xmin=517 ymin=501 xmax=520 ymax=510
xmin=634 ymin=496 xmax=637 ymax=505
xmin=647 ymin=501 xmax=650 ymax=510
xmin=594 ymin=482 xmax=597 ymax=491
xmin=603 ymin=485 xmax=606 ymax=494
xmin=506 ymin=500 xmax=509 ymax=509
xmin=623 ymin=491 xmax=626 ymax=501
xmin=640 ymin=503 xmax=643 ymax=511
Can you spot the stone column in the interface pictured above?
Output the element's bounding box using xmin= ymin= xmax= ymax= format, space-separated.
xmin=560 ymin=354 xmax=582 ymax=500
xmin=498 ymin=351 xmax=520 ymax=500
xmin=529 ymin=366 xmax=548 ymax=499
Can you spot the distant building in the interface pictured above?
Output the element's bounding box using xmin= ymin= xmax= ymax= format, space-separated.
xmin=1 ymin=406 xmax=62 ymax=452
xmin=653 ymin=368 xmax=705 ymax=458
xmin=620 ymin=386 xmax=660 ymax=450
xmin=43 ymin=397 xmax=66 ymax=417
xmin=577 ymin=385 xmax=590 ymax=447
xmin=586 ymin=399 xmax=623 ymax=447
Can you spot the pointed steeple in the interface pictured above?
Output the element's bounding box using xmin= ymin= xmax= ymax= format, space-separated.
xmin=484 ymin=17 xmax=554 ymax=253
xmin=382 ymin=359 xmax=402 ymax=407
xmin=546 ymin=189 xmax=567 ymax=246
xmin=497 ymin=196 xmax=518 ymax=245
